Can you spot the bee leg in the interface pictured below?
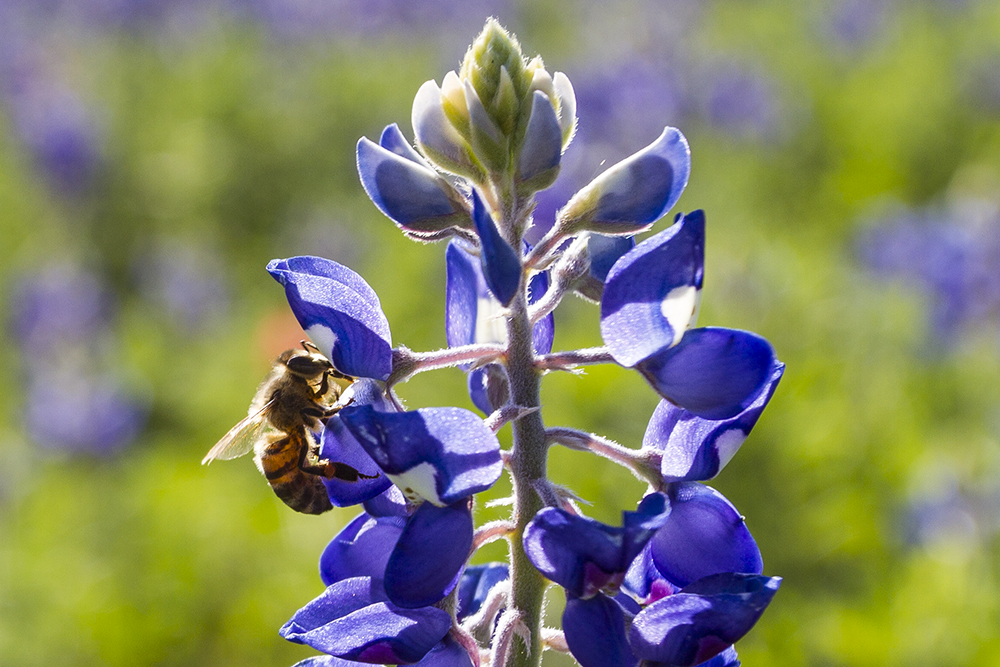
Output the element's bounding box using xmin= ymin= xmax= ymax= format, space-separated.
xmin=315 ymin=369 xmax=332 ymax=398
xmin=321 ymin=396 xmax=355 ymax=419
xmin=299 ymin=442 xmax=379 ymax=482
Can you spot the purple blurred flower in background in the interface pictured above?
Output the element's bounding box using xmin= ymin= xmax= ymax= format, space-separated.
xmin=857 ymin=199 xmax=1000 ymax=347
xmin=700 ymin=62 xmax=782 ymax=139
xmin=25 ymin=365 xmax=149 ymax=455
xmin=902 ymin=461 xmax=1000 ymax=551
xmin=133 ymin=239 xmax=230 ymax=333
xmin=0 ymin=58 xmax=104 ymax=195
xmin=820 ymin=0 xmax=893 ymax=49
xmin=10 ymin=265 xmax=114 ymax=351
xmin=9 ymin=265 xmax=149 ymax=455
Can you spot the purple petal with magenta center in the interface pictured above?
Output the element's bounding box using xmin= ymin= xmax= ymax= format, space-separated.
xmin=563 ymin=594 xmax=639 ymax=667
xmin=650 ymin=483 xmax=762 ymax=589
xmin=644 ymin=362 xmax=784 ymax=482
xmin=472 ymin=190 xmax=522 ymax=307
xmin=523 ymin=494 xmax=669 ymax=598
xmin=338 ymin=405 xmax=502 ymax=506
xmin=384 ymin=500 xmax=474 ymax=609
xmin=622 ymin=542 xmax=678 ymax=604
xmin=280 ymin=576 xmax=451 ymax=664
xmin=601 ymin=211 xmax=704 ymax=368
xmin=636 ymin=327 xmax=775 ymax=420
xmin=267 ymin=257 xmax=392 ymax=381
xmin=629 ymin=573 xmax=780 ymax=667
xmin=320 ymin=512 xmax=405 ymax=586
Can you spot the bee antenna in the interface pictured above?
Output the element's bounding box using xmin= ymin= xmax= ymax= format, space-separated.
xmin=301 ymin=340 xmax=320 ymax=353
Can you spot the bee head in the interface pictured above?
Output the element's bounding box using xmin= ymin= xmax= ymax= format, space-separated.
xmin=279 ymin=348 xmax=333 ymax=380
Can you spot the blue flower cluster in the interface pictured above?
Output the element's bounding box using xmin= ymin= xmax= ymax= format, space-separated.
xmin=261 ymin=20 xmax=783 ymax=667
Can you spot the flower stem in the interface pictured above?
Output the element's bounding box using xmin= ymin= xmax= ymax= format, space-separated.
xmin=502 ymin=199 xmax=548 ymax=667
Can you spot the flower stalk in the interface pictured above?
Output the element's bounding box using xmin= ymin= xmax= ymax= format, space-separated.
xmin=258 ymin=18 xmax=785 ymax=667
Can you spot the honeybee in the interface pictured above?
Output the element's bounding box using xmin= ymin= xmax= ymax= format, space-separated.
xmin=202 ymin=341 xmax=377 ymax=514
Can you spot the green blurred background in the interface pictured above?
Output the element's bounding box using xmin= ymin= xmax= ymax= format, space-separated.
xmin=3 ymin=0 xmax=1000 ymax=665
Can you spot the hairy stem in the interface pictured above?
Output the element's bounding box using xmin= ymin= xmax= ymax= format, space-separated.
xmin=502 ymin=197 xmax=548 ymax=667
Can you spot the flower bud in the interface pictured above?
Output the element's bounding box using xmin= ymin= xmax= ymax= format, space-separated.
xmin=357 ymin=124 xmax=473 ymax=236
xmin=412 ymin=79 xmax=483 ymax=181
xmin=460 ymin=18 xmax=530 ymax=133
xmin=558 ymin=127 xmax=691 ymax=235
xmin=516 ymin=91 xmax=563 ymax=191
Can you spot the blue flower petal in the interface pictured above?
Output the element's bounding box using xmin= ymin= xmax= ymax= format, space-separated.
xmin=527 ymin=265 xmax=555 ymax=356
xmin=622 ymin=543 xmax=678 ymax=603
xmin=695 ymin=646 xmax=741 ymax=667
xmin=589 ymin=234 xmax=636 ymax=284
xmin=636 ymin=327 xmax=776 ymax=420
xmin=523 ymin=494 xmax=670 ymax=598
xmin=280 ymin=576 xmax=452 ymax=664
xmin=363 ymin=485 xmax=409 ymax=518
xmin=378 ymin=122 xmax=433 ymax=167
xmin=517 ymin=91 xmax=563 ymax=188
xmin=410 ymin=636 xmax=475 ymax=667
xmin=357 ymin=133 xmax=471 ymax=234
xmin=445 ymin=241 xmax=483 ymax=353
xmin=467 ymin=364 xmax=509 ymax=415
xmin=644 ymin=362 xmax=784 ymax=482
xmin=472 ymin=191 xmax=522 ymax=307
xmin=267 ymin=257 xmax=392 ymax=381
xmin=445 ymin=239 xmax=554 ymax=358
xmin=384 ymin=500 xmax=474 ymax=608
xmin=339 ymin=405 xmax=503 ymax=506
xmin=561 ymin=127 xmax=690 ymax=234
xmin=457 ymin=562 xmax=509 ymax=620
xmin=320 ymin=414 xmax=393 ymax=507
xmin=292 ymin=656 xmax=371 ymax=667
xmin=650 ymin=483 xmax=762 ymax=589
xmin=629 ymin=573 xmax=780 ymax=667
xmin=563 ymin=594 xmax=639 ymax=667
xmin=600 ymin=212 xmax=704 ymax=368
xmin=319 ymin=513 xmax=405 ymax=586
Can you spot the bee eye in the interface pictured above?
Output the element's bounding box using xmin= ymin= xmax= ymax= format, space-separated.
xmin=285 ymin=354 xmax=330 ymax=375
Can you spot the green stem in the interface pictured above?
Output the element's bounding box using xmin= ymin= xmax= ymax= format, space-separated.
xmin=500 ymin=188 xmax=549 ymax=667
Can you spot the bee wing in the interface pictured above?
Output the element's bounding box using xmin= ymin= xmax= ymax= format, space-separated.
xmin=202 ymin=399 xmax=275 ymax=464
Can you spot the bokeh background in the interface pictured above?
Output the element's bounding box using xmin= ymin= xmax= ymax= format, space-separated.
xmin=3 ymin=0 xmax=1000 ymax=665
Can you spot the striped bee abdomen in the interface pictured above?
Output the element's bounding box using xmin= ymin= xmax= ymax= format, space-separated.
xmin=260 ymin=432 xmax=333 ymax=515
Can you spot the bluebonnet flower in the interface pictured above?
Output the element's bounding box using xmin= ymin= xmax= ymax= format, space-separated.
xmin=225 ymin=19 xmax=784 ymax=667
